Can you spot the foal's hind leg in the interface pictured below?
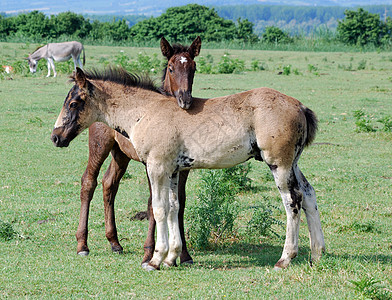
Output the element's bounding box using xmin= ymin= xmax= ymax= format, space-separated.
xmin=269 ymin=164 xmax=302 ymax=270
xmin=77 ymin=125 xmax=115 ymax=255
xmin=295 ymin=167 xmax=325 ymax=264
xmin=101 ymin=143 xmax=130 ymax=253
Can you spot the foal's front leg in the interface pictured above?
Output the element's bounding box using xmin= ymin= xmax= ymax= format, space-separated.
xmin=77 ymin=126 xmax=115 ymax=255
xmin=101 ymin=143 xmax=130 ymax=253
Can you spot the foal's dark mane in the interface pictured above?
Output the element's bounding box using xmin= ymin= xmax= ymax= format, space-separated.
xmin=71 ymin=67 xmax=162 ymax=94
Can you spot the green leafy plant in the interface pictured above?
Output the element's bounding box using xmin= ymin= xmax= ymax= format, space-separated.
xmin=358 ymin=59 xmax=367 ymax=70
xmin=378 ymin=115 xmax=392 ymax=132
xmin=353 ymin=110 xmax=392 ymax=133
xmin=251 ymin=60 xmax=266 ymax=71
xmin=187 ymin=169 xmax=241 ymax=249
xmin=353 ymin=110 xmax=376 ymax=132
xmin=197 ymin=55 xmax=214 ymax=74
xmin=349 ymin=275 xmax=392 ymax=300
xmin=245 ymin=203 xmax=283 ymax=242
xmin=186 ymin=163 xmax=252 ymax=249
xmin=221 ymin=162 xmax=253 ymax=192
xmin=282 ymin=65 xmax=291 ymax=75
xmin=114 ymin=51 xmax=162 ymax=74
xmin=0 ymin=220 xmax=18 ymax=241
xmin=308 ymin=64 xmax=319 ymax=74
xmin=217 ymin=53 xmax=245 ymax=74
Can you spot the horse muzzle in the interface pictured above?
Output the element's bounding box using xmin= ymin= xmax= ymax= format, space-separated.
xmin=51 ymin=132 xmax=70 ymax=147
xmin=175 ymin=90 xmax=193 ymax=110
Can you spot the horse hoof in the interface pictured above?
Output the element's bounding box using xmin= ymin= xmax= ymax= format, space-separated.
xmin=77 ymin=251 xmax=89 ymax=256
xmin=180 ymin=259 xmax=194 ymax=265
xmin=112 ymin=248 xmax=123 ymax=254
xmin=142 ymin=263 xmax=157 ymax=271
xmin=163 ymin=261 xmax=177 ymax=268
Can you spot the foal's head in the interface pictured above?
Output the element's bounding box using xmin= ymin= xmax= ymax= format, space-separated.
xmin=160 ymin=36 xmax=201 ymax=110
xmin=51 ymin=67 xmax=162 ymax=148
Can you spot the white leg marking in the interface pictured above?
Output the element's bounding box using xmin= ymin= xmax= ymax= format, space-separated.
xmin=295 ymin=167 xmax=325 ymax=262
xmin=271 ymin=166 xmax=300 ymax=269
xmin=146 ymin=164 xmax=170 ymax=270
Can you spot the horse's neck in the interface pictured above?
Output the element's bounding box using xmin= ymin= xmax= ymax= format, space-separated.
xmin=94 ymin=83 xmax=150 ymax=129
xmin=32 ymin=45 xmax=47 ymax=60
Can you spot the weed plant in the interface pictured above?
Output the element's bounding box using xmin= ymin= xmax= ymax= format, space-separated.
xmin=0 ymin=220 xmax=18 ymax=241
xmin=350 ymin=276 xmax=392 ymax=300
xmin=353 ymin=110 xmax=392 ymax=133
xmin=187 ymin=168 xmax=241 ymax=249
xmin=187 ymin=163 xmax=282 ymax=249
xmin=113 ymin=51 xmax=163 ymax=74
xmin=245 ymin=203 xmax=284 ymax=243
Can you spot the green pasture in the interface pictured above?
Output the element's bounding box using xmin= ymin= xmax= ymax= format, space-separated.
xmin=0 ymin=42 xmax=391 ymax=298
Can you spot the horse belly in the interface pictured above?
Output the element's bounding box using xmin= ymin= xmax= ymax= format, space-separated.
xmin=53 ymin=55 xmax=72 ymax=62
xmin=186 ymin=139 xmax=252 ymax=169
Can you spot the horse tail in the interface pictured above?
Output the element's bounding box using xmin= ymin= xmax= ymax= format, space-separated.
xmin=302 ymin=105 xmax=318 ymax=147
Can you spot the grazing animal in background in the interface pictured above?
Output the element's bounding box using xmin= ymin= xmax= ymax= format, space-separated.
xmin=51 ymin=66 xmax=325 ymax=271
xmin=27 ymin=41 xmax=85 ymax=77
xmin=68 ymin=37 xmax=201 ymax=266
xmin=2 ymin=65 xmax=13 ymax=74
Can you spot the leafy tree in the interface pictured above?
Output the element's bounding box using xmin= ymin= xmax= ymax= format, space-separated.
xmin=0 ymin=15 xmax=14 ymax=37
xmin=49 ymin=12 xmax=91 ymax=38
xmin=236 ymin=18 xmax=259 ymax=42
xmin=129 ymin=4 xmax=257 ymax=42
xmin=262 ymin=26 xmax=292 ymax=43
xmin=337 ymin=8 xmax=385 ymax=46
xmin=12 ymin=11 xmax=50 ymax=38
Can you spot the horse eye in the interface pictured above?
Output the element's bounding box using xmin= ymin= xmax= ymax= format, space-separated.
xmin=69 ymin=102 xmax=78 ymax=109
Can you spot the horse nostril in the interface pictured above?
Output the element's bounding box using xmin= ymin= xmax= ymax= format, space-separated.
xmin=51 ymin=134 xmax=59 ymax=146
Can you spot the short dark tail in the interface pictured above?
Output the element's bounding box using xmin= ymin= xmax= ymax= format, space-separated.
xmin=302 ymin=106 xmax=318 ymax=147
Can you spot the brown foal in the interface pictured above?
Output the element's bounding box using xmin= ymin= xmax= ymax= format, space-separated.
xmin=76 ymin=36 xmax=201 ymax=265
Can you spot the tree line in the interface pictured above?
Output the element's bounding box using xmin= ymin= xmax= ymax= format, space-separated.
xmin=0 ymin=4 xmax=391 ymax=47
xmin=0 ymin=5 xmax=257 ymax=43
xmin=216 ymin=4 xmax=392 ymax=25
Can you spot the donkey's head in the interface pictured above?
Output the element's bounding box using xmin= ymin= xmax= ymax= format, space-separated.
xmin=160 ymin=36 xmax=201 ymax=110
xmin=26 ymin=55 xmax=38 ymax=73
xmin=51 ymin=68 xmax=96 ymax=147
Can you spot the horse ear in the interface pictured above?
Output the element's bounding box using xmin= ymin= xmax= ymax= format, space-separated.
xmin=160 ymin=37 xmax=174 ymax=60
xmin=188 ymin=36 xmax=201 ymax=59
xmin=75 ymin=67 xmax=87 ymax=90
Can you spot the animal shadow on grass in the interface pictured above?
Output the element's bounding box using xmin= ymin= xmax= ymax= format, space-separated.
xmin=191 ymin=243 xmax=285 ymax=270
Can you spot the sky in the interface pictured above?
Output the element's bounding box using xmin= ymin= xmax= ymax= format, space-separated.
xmin=1 ymin=0 xmax=392 ymax=16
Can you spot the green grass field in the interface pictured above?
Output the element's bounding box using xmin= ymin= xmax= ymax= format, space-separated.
xmin=1 ymin=42 xmax=391 ymax=298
